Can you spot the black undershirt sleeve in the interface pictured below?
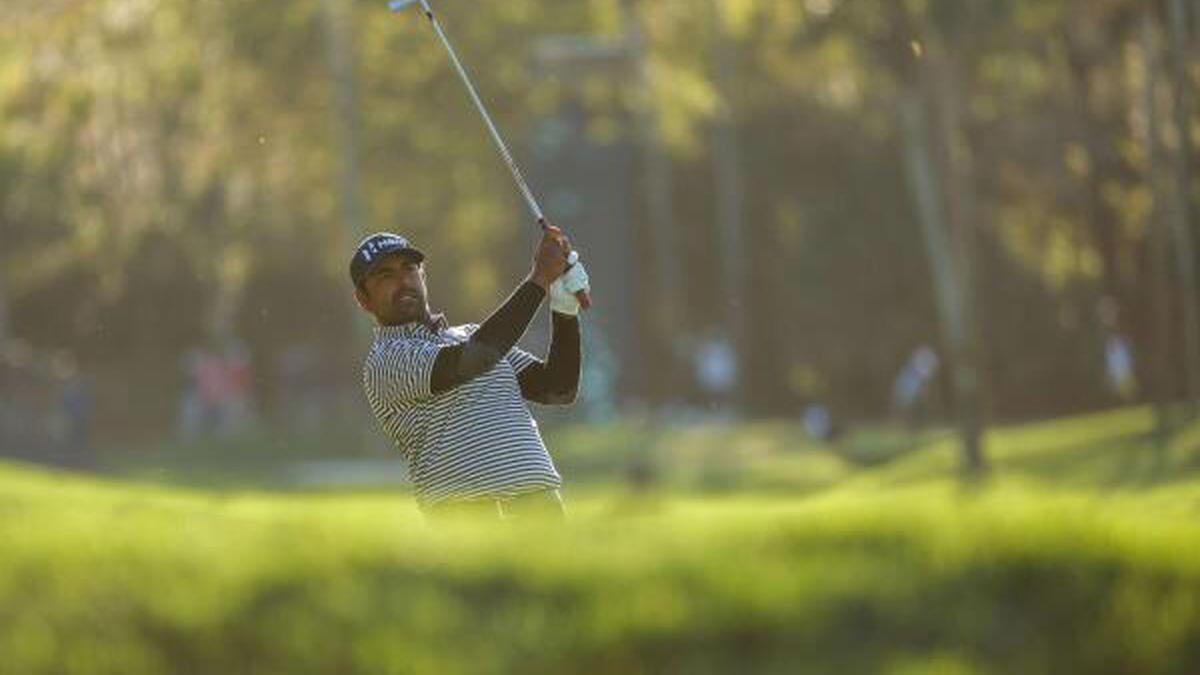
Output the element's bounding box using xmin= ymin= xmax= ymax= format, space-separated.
xmin=429 ymin=281 xmax=545 ymax=395
xmin=516 ymin=313 xmax=581 ymax=405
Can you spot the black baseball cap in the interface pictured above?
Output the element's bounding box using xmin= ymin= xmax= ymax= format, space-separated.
xmin=350 ymin=232 xmax=426 ymax=288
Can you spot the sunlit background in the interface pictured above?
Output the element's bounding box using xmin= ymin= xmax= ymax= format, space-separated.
xmin=3 ymin=0 xmax=1200 ymax=672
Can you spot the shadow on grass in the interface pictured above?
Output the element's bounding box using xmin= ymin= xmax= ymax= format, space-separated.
xmin=930 ymin=424 xmax=1200 ymax=491
xmin=995 ymin=430 xmax=1159 ymax=487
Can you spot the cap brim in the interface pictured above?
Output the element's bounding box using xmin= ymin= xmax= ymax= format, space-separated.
xmin=389 ymin=247 xmax=424 ymax=263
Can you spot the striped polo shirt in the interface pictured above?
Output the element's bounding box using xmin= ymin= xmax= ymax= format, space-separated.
xmin=362 ymin=321 xmax=562 ymax=508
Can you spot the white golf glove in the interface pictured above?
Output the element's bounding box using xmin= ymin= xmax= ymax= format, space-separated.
xmin=550 ymin=251 xmax=590 ymax=316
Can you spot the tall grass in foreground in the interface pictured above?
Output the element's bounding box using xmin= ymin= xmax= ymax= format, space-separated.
xmin=3 ymin=455 xmax=1199 ymax=674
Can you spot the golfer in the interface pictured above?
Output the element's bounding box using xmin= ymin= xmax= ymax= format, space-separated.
xmin=351 ymin=225 xmax=589 ymax=518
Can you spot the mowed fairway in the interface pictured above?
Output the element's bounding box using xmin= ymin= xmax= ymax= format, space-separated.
xmin=4 ymin=408 xmax=1200 ymax=674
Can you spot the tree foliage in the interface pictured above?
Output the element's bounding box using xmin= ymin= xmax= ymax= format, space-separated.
xmin=0 ymin=0 xmax=1192 ymax=433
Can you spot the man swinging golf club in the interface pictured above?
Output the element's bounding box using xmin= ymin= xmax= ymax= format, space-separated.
xmin=352 ymin=226 xmax=589 ymax=517
xmin=358 ymin=0 xmax=591 ymax=517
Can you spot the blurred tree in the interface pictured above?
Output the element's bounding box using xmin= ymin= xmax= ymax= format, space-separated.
xmin=1142 ymin=7 xmax=1175 ymax=446
xmin=1166 ymin=0 xmax=1200 ymax=415
xmin=882 ymin=0 xmax=987 ymax=477
xmin=3 ymin=0 xmax=1198 ymax=441
xmin=706 ymin=0 xmax=748 ymax=412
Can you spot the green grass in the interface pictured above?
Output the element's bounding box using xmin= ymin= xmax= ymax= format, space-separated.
xmin=5 ymin=407 xmax=1200 ymax=673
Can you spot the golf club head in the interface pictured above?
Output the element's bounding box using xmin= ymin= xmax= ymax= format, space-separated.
xmin=388 ymin=0 xmax=420 ymax=13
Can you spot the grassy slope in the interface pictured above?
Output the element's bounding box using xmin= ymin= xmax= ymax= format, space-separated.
xmin=4 ymin=407 xmax=1200 ymax=674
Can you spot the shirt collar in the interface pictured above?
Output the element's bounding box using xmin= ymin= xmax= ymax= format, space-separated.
xmin=374 ymin=313 xmax=448 ymax=340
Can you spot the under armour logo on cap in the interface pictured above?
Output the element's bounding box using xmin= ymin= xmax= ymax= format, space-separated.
xmin=360 ymin=234 xmax=408 ymax=262
xmin=350 ymin=232 xmax=426 ymax=287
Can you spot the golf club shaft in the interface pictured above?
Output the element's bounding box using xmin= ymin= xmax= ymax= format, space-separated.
xmin=391 ymin=0 xmax=591 ymax=310
xmin=415 ymin=0 xmax=545 ymax=225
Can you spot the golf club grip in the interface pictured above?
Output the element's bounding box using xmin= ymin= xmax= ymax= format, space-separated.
xmin=538 ymin=218 xmax=592 ymax=312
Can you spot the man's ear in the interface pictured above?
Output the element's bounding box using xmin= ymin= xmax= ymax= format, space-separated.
xmin=353 ymin=287 xmax=370 ymax=312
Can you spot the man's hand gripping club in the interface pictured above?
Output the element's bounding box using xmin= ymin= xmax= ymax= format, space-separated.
xmin=527 ymin=223 xmax=591 ymax=315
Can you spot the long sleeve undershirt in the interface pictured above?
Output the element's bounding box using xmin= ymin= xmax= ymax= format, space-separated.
xmin=428 ymin=281 xmax=581 ymax=404
xmin=516 ymin=312 xmax=581 ymax=405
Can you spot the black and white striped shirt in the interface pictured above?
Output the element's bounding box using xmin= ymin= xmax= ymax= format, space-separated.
xmin=362 ymin=322 xmax=562 ymax=507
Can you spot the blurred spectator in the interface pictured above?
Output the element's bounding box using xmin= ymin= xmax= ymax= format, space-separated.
xmin=178 ymin=342 xmax=257 ymax=440
xmin=53 ymin=352 xmax=94 ymax=468
xmin=220 ymin=341 xmax=255 ymax=436
xmin=277 ymin=343 xmax=325 ymax=433
xmin=1096 ymin=297 xmax=1137 ymax=401
xmin=802 ymin=403 xmax=842 ymax=443
xmin=0 ymin=341 xmax=41 ymax=454
xmin=0 ymin=341 xmax=93 ymax=468
xmin=892 ymin=345 xmax=940 ymax=429
xmin=178 ymin=348 xmax=208 ymax=440
xmin=694 ymin=333 xmax=737 ymax=408
xmin=1104 ymin=335 xmax=1136 ymax=401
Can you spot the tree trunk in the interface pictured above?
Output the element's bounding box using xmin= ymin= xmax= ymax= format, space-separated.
xmin=708 ymin=0 xmax=747 ymax=413
xmin=932 ymin=36 xmax=988 ymax=479
xmin=323 ymin=0 xmax=371 ymax=341
xmin=892 ymin=4 xmax=987 ymax=479
xmin=0 ymin=276 xmax=8 ymax=342
xmin=1064 ymin=39 xmax=1136 ymax=340
xmin=1142 ymin=12 xmax=1175 ymax=448
xmin=897 ymin=86 xmax=986 ymax=479
xmin=622 ymin=0 xmax=685 ymax=406
xmin=1167 ymin=0 xmax=1200 ymax=415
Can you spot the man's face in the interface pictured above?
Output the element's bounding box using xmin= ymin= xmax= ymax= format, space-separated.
xmin=354 ymin=253 xmax=430 ymax=326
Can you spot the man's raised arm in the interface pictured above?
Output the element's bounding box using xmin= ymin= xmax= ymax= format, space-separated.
xmin=429 ymin=225 xmax=572 ymax=395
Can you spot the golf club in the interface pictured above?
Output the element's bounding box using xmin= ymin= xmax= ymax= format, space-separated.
xmin=388 ymin=0 xmax=591 ymax=310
